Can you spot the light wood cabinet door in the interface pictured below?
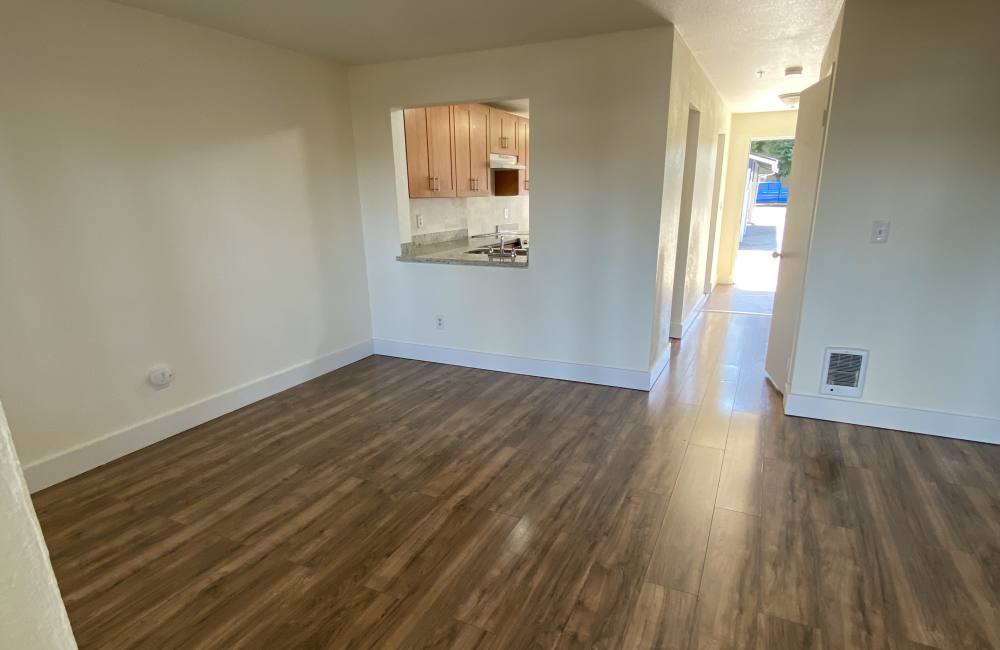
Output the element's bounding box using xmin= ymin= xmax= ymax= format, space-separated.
xmin=454 ymin=104 xmax=490 ymax=197
xmin=426 ymin=105 xmax=456 ymax=196
xmin=516 ymin=117 xmax=529 ymax=193
xmin=404 ymin=106 xmax=456 ymax=198
xmin=404 ymin=107 xmax=433 ymax=198
xmin=489 ymin=108 xmax=517 ymax=155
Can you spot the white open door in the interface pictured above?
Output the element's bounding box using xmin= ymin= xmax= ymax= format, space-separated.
xmin=764 ymin=76 xmax=833 ymax=394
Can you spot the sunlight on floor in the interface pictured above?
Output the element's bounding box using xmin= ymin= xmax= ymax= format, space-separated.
xmin=734 ymin=206 xmax=785 ymax=292
xmin=733 ymin=251 xmax=778 ymax=292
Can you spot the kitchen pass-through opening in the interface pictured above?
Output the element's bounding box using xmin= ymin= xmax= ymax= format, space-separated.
xmin=389 ymin=98 xmax=530 ymax=267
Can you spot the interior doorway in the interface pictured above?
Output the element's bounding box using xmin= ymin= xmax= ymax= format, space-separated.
xmin=669 ymin=106 xmax=702 ymax=338
xmin=703 ymin=137 xmax=794 ymax=315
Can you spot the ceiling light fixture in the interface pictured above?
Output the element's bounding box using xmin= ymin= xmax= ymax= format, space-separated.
xmin=779 ymin=92 xmax=801 ymax=107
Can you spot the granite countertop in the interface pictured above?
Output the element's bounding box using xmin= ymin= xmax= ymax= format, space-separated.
xmin=397 ymin=235 xmax=529 ymax=268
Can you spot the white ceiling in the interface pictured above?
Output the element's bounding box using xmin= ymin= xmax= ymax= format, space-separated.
xmin=641 ymin=0 xmax=842 ymax=112
xmin=112 ymin=0 xmax=841 ymax=113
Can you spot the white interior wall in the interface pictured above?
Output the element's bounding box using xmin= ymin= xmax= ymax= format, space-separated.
xmin=788 ymin=0 xmax=1000 ymax=440
xmin=0 ymin=0 xmax=372 ymax=483
xmin=650 ymin=33 xmax=731 ymax=361
xmin=0 ymin=400 xmax=76 ymax=649
xmin=716 ymin=110 xmax=798 ymax=285
xmin=350 ymin=28 xmax=674 ymax=376
xmin=703 ymin=133 xmax=730 ymax=293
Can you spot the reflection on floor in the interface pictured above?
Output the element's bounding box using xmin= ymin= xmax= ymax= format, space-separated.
xmin=703 ymin=283 xmax=775 ymax=315
xmin=706 ymin=205 xmax=786 ymax=315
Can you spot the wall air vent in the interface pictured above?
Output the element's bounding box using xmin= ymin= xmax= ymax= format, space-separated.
xmin=820 ymin=348 xmax=868 ymax=398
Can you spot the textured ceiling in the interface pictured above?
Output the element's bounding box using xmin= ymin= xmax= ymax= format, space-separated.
xmin=641 ymin=0 xmax=842 ymax=112
xmin=111 ymin=0 xmax=841 ymax=113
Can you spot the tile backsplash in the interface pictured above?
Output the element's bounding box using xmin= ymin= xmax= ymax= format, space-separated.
xmin=409 ymin=194 xmax=528 ymax=241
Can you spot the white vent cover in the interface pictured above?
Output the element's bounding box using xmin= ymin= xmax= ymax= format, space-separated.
xmin=820 ymin=348 xmax=868 ymax=398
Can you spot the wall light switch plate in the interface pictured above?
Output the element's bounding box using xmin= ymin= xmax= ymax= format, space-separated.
xmin=503 ymin=208 xmax=510 ymax=221
xmin=871 ymin=220 xmax=890 ymax=244
xmin=416 ymin=214 xmax=424 ymax=229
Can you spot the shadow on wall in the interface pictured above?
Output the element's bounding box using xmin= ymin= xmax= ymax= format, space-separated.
xmin=0 ymin=0 xmax=370 ymax=466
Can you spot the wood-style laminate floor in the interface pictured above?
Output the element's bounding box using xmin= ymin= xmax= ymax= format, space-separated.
xmin=34 ymin=311 xmax=1000 ymax=649
xmin=701 ymin=284 xmax=775 ymax=315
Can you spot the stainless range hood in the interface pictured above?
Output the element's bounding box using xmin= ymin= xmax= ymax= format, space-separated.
xmin=489 ymin=153 xmax=525 ymax=170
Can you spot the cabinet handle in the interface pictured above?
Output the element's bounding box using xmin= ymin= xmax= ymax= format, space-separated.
xmin=435 ymin=177 xmax=441 ymax=191
xmin=428 ymin=176 xmax=434 ymax=190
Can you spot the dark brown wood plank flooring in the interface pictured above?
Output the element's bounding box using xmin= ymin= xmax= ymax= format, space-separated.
xmin=33 ymin=311 xmax=1000 ymax=649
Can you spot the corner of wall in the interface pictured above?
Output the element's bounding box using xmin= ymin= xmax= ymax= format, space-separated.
xmin=0 ymin=402 xmax=77 ymax=648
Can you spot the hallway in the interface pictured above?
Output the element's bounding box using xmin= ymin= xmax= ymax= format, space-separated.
xmin=705 ymin=205 xmax=786 ymax=315
xmin=32 ymin=311 xmax=1000 ymax=649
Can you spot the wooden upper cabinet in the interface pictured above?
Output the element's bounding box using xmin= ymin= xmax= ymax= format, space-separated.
xmin=489 ymin=108 xmax=517 ymax=155
xmin=405 ymin=103 xmax=526 ymax=198
xmin=404 ymin=106 xmax=456 ymax=198
xmin=516 ymin=117 xmax=529 ymax=193
xmin=453 ymin=104 xmax=490 ymax=197
xmin=403 ymin=108 xmax=432 ymax=198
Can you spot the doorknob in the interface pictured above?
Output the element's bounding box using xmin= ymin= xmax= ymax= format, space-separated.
xmin=772 ymin=251 xmax=783 ymax=258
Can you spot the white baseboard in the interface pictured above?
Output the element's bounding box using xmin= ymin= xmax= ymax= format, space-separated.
xmin=373 ymin=339 xmax=653 ymax=391
xmin=784 ymin=393 xmax=1000 ymax=445
xmin=763 ymin=368 xmax=786 ymax=395
xmin=24 ymin=340 xmax=374 ymax=492
xmin=669 ymin=293 xmax=709 ymax=339
xmin=648 ymin=349 xmax=670 ymax=390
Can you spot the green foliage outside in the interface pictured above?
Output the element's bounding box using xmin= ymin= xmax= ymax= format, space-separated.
xmin=751 ymin=139 xmax=794 ymax=179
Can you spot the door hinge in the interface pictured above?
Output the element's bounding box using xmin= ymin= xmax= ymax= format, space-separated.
xmin=822 ymin=109 xmax=829 ymax=127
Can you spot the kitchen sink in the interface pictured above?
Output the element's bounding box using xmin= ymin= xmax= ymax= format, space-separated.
xmin=466 ymin=246 xmax=528 ymax=256
xmin=466 ymin=237 xmax=526 ymax=256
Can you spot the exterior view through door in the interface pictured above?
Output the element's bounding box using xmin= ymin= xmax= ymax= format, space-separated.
xmin=704 ymin=138 xmax=794 ymax=316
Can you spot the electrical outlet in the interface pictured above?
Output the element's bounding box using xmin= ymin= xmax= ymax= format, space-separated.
xmin=871 ymin=220 xmax=890 ymax=244
xmin=435 ymin=315 xmax=445 ymax=330
xmin=416 ymin=214 xmax=424 ymax=229
xmin=503 ymin=207 xmax=510 ymax=221
xmin=147 ymin=365 xmax=174 ymax=389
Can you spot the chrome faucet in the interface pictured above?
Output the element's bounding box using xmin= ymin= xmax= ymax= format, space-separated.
xmin=471 ymin=225 xmax=519 ymax=261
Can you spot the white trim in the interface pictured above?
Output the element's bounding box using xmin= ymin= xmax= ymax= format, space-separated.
xmin=24 ymin=340 xmax=374 ymax=492
xmin=764 ymin=368 xmax=785 ymax=395
xmin=784 ymin=393 xmax=1000 ymax=445
xmin=648 ymin=349 xmax=670 ymax=390
xmin=669 ymin=293 xmax=708 ymax=339
xmin=373 ymin=339 xmax=652 ymax=391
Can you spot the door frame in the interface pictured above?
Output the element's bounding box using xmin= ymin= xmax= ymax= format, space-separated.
xmin=669 ymin=106 xmax=703 ymax=339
